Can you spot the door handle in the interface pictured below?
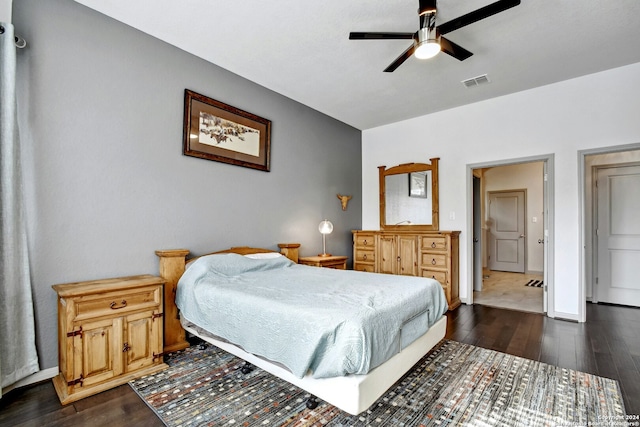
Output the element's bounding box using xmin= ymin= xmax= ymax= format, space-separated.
xmin=519 ymin=234 xmax=525 ymax=238
xmin=473 ymin=238 xmax=479 ymax=243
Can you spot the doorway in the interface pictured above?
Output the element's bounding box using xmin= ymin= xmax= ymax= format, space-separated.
xmin=467 ymin=156 xmax=551 ymax=315
xmin=581 ymin=146 xmax=640 ymax=321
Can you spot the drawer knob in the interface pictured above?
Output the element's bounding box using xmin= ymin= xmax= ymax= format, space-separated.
xmin=363 ymin=254 xmax=367 ymax=260
xmin=431 ymin=242 xmax=437 ymax=248
xmin=363 ymin=240 xmax=368 ymax=245
xmin=431 ymin=259 xmax=436 ymax=265
xmin=110 ymin=300 xmax=127 ymax=310
xmin=122 ymin=342 xmax=130 ymax=352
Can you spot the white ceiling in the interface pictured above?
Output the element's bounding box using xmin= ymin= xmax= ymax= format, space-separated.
xmin=73 ymin=0 xmax=640 ymax=130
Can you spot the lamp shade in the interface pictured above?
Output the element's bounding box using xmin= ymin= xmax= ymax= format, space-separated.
xmin=318 ymin=220 xmax=333 ymax=257
xmin=318 ymin=220 xmax=334 ymax=235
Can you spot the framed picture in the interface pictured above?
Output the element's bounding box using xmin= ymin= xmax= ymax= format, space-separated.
xmin=409 ymin=171 xmax=427 ymax=198
xmin=183 ymin=89 xmax=271 ymax=172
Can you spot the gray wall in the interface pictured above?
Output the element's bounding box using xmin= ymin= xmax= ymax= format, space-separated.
xmin=13 ymin=0 xmax=362 ymax=369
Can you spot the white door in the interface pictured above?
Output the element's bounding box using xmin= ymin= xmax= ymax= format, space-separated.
xmin=488 ymin=190 xmax=526 ymax=273
xmin=596 ymin=165 xmax=640 ymax=306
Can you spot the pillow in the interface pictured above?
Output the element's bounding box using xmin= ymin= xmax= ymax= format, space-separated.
xmin=188 ymin=253 xmax=292 ymax=277
xmin=244 ymin=252 xmax=284 ymax=260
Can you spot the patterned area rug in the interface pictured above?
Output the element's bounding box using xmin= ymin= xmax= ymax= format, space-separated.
xmin=130 ymin=340 xmax=626 ymax=426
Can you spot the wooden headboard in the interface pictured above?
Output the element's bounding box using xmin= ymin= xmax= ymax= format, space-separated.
xmin=155 ymin=243 xmax=300 ymax=353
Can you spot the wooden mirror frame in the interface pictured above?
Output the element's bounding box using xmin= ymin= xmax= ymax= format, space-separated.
xmin=379 ymin=158 xmax=439 ymax=231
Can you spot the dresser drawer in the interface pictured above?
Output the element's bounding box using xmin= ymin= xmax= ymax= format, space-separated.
xmin=354 ymin=263 xmax=375 ymax=273
xmin=355 ymin=249 xmax=375 ymax=263
xmin=421 ymin=253 xmax=447 ymax=268
xmin=420 ymin=236 xmax=448 ymax=251
xmin=354 ymin=234 xmax=375 ymax=248
xmin=74 ymin=286 xmax=162 ymax=321
xmin=421 ymin=269 xmax=448 ymax=285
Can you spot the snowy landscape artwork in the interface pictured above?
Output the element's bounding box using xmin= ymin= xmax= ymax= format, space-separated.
xmin=198 ymin=112 xmax=260 ymax=157
xmin=184 ymin=89 xmax=271 ymax=171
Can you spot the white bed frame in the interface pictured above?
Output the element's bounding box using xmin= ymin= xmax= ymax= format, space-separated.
xmin=185 ymin=317 xmax=446 ymax=415
xmin=156 ymin=244 xmax=447 ymax=416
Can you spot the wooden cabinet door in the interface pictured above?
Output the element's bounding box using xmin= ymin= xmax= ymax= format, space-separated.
xmin=378 ymin=235 xmax=396 ymax=274
xmin=397 ymin=235 xmax=418 ymax=276
xmin=77 ymin=317 xmax=123 ymax=388
xmin=125 ymin=310 xmax=162 ymax=373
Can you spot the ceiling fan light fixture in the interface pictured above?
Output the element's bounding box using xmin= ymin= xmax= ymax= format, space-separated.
xmin=414 ymin=27 xmax=440 ymax=59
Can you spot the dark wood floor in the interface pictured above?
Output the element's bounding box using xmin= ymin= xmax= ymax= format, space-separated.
xmin=2 ymin=303 xmax=639 ymax=426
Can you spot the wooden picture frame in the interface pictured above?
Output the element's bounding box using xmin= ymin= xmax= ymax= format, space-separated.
xmin=409 ymin=171 xmax=427 ymax=198
xmin=183 ymin=89 xmax=271 ymax=172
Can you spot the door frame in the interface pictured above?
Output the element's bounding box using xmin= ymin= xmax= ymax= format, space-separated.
xmin=473 ymin=176 xmax=482 ymax=291
xmin=466 ymin=154 xmax=554 ymax=318
xmin=579 ymin=142 xmax=640 ymax=322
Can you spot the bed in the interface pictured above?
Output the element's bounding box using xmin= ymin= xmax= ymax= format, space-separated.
xmin=156 ymin=243 xmax=448 ymax=416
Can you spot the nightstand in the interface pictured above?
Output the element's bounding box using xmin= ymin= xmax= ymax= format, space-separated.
xmin=299 ymin=255 xmax=348 ymax=270
xmin=52 ymin=274 xmax=168 ymax=404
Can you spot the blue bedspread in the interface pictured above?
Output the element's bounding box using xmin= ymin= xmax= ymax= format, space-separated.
xmin=176 ymin=253 xmax=448 ymax=378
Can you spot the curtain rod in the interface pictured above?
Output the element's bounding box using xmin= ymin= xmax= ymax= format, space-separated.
xmin=0 ymin=24 xmax=27 ymax=48
xmin=14 ymin=34 xmax=26 ymax=48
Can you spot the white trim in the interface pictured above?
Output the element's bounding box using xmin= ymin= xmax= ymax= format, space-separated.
xmin=1 ymin=367 xmax=58 ymax=395
xmin=552 ymin=311 xmax=580 ymax=322
xmin=184 ymin=316 xmax=446 ymax=416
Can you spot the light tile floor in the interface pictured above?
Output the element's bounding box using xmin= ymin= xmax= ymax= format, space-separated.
xmin=473 ymin=270 xmax=545 ymax=313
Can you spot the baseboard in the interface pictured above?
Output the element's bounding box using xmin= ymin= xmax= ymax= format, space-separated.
xmin=2 ymin=366 xmax=58 ymax=395
xmin=525 ymin=270 xmax=543 ymax=275
xmin=550 ymin=311 xmax=579 ymax=322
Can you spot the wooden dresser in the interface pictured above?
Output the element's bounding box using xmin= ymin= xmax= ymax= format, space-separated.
xmin=352 ymin=230 xmax=460 ymax=310
xmin=52 ymin=275 xmax=168 ymax=404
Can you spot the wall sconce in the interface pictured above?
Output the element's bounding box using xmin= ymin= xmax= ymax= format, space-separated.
xmin=318 ymin=220 xmax=334 ymax=257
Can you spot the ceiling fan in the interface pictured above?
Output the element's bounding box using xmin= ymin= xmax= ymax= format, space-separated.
xmin=349 ymin=0 xmax=521 ymax=72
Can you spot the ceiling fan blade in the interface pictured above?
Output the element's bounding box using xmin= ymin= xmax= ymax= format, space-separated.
xmin=384 ymin=43 xmax=417 ymax=73
xmin=439 ymin=36 xmax=473 ymax=61
xmin=349 ymin=32 xmax=415 ymax=40
xmin=437 ymin=0 xmax=520 ymax=35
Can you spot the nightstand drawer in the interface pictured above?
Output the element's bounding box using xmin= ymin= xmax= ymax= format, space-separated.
xmin=74 ymin=286 xmax=162 ymax=321
xmin=420 ymin=236 xmax=448 ymax=251
xmin=421 ymin=253 xmax=447 ymax=268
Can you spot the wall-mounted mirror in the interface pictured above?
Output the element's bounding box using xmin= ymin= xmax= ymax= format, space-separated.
xmin=379 ymin=158 xmax=439 ymax=230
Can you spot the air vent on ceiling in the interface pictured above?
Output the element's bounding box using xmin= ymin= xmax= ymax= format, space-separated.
xmin=461 ymin=74 xmax=490 ymax=88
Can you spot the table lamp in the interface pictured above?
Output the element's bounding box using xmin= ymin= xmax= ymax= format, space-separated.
xmin=318 ymin=220 xmax=334 ymax=257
